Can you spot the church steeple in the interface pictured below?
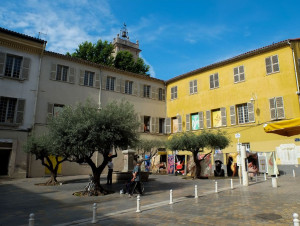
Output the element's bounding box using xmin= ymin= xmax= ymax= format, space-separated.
xmin=112 ymin=23 xmax=141 ymax=60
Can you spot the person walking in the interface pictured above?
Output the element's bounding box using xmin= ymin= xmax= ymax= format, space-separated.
xmin=129 ymin=160 xmax=143 ymax=197
xmin=107 ymin=159 xmax=113 ymax=185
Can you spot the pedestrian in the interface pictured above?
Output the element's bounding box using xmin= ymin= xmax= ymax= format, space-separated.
xmin=129 ymin=160 xmax=143 ymax=197
xmin=107 ymin=158 xmax=113 ymax=185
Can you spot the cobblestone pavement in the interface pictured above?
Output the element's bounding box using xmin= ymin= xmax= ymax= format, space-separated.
xmin=0 ymin=174 xmax=299 ymax=225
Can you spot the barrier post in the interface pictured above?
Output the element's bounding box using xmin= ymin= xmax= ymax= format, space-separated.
xmin=215 ymin=181 xmax=218 ymax=193
xmin=136 ymin=195 xmax=141 ymax=213
xmin=293 ymin=213 xmax=299 ymax=226
xmin=194 ymin=185 xmax=198 ymax=198
xmin=28 ymin=213 xmax=34 ymax=226
xmin=230 ymin=179 xmax=233 ymax=189
xmin=91 ymin=203 xmax=97 ymax=223
xmin=169 ymin=189 xmax=174 ymax=204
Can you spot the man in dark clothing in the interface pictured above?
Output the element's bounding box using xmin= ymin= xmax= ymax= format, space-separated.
xmin=129 ymin=160 xmax=143 ymax=197
xmin=107 ymin=159 xmax=113 ymax=185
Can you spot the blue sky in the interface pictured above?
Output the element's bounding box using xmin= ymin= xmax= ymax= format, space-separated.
xmin=1 ymin=0 xmax=300 ymax=80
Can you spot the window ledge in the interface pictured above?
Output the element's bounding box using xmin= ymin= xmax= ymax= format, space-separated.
xmin=0 ymin=75 xmax=25 ymax=82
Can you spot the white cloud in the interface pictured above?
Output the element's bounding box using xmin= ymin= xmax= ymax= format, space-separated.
xmin=140 ymin=53 xmax=156 ymax=78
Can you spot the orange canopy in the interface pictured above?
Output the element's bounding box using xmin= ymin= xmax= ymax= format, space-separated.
xmin=264 ymin=118 xmax=300 ymax=137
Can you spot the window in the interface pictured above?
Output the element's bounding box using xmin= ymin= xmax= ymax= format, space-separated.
xmin=159 ymin=118 xmax=165 ymax=133
xmin=189 ymin=80 xmax=197 ymax=94
xmin=158 ymin=88 xmax=165 ymax=101
xmin=265 ymin=55 xmax=280 ymax=74
xmin=0 ymin=97 xmax=25 ymax=124
xmin=230 ymin=103 xmax=254 ymax=125
xmin=143 ymin=116 xmax=150 ymax=132
xmin=237 ymin=104 xmax=249 ymax=124
xmin=191 ymin=113 xmax=199 ymax=130
xmin=269 ymin=97 xmax=285 ymax=120
xmin=56 ymin=65 xmax=69 ymax=81
xmin=106 ymin=76 xmax=116 ymax=91
xmin=143 ymin=85 xmax=151 ymax=98
xmin=84 ymin=71 xmax=94 ymax=87
xmin=4 ymin=55 xmax=22 ymax=78
xmin=125 ymin=81 xmax=133 ymax=94
xmin=209 ymin=73 xmax=219 ymax=89
xmin=171 ymin=86 xmax=177 ymax=100
xmin=234 ymin=66 xmax=245 ymax=83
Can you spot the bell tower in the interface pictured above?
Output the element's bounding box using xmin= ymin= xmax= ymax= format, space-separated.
xmin=112 ymin=23 xmax=141 ymax=60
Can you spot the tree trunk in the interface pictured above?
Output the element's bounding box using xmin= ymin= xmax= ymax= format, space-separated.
xmin=45 ymin=170 xmax=58 ymax=185
xmin=193 ymin=151 xmax=201 ymax=179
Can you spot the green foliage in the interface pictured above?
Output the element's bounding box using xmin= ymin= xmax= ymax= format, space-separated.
xmin=70 ymin=40 xmax=114 ymax=66
xmin=48 ymin=100 xmax=140 ymax=163
xmin=114 ymin=51 xmax=150 ymax=75
xmin=24 ymin=134 xmax=57 ymax=160
xmin=67 ymin=39 xmax=150 ymax=75
xmin=167 ymin=131 xmax=230 ymax=153
xmin=136 ymin=139 xmax=165 ymax=154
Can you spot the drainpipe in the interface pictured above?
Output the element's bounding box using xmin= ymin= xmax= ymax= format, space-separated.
xmin=27 ymin=42 xmax=46 ymax=178
xmin=289 ymin=41 xmax=300 ymax=107
xmin=98 ymin=68 xmax=102 ymax=110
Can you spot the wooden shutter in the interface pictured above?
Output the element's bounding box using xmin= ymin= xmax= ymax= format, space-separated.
xmin=221 ymin=107 xmax=227 ymax=126
xmin=133 ymin=83 xmax=138 ymax=96
xmin=139 ymin=115 xmax=144 ymax=132
xmin=276 ymin=97 xmax=285 ymax=119
xmin=194 ymin=80 xmax=197 ymax=93
xmin=272 ymin=55 xmax=280 ymax=72
xmin=166 ymin=118 xmax=171 ymax=134
xmin=101 ymin=75 xmax=107 ymax=89
xmin=48 ymin=103 xmax=54 ymax=119
xmin=206 ymin=110 xmax=211 ymax=128
xmin=178 ymin=115 xmax=182 ymax=132
xmin=189 ymin=81 xmax=193 ymax=94
xmin=199 ymin=111 xmax=204 ymax=129
xmin=247 ymin=102 xmax=255 ymax=122
xmin=16 ymin=99 xmax=25 ymax=124
xmin=116 ymin=78 xmax=121 ymax=92
xmin=95 ymin=73 xmax=100 ymax=88
xmin=209 ymin=74 xmax=214 ymax=89
xmin=265 ymin=57 xmax=272 ymax=74
xmin=79 ymin=70 xmax=85 ymax=85
xmin=68 ymin=67 xmax=75 ymax=83
xmin=171 ymin=87 xmax=174 ymax=100
xmin=234 ymin=67 xmax=239 ymax=83
xmin=151 ymin=117 xmax=156 ymax=133
xmin=0 ymin=52 xmax=5 ymax=76
xmin=140 ymin=84 xmax=144 ymax=97
xmin=215 ymin=73 xmax=219 ymax=88
xmin=50 ymin=63 xmax=57 ymax=80
xmin=155 ymin=117 xmax=159 ymax=133
xmin=239 ymin=66 xmax=245 ymax=81
xmin=230 ymin=106 xmax=236 ymax=125
xmin=121 ymin=79 xmax=125 ymax=93
xmin=21 ymin=57 xmax=30 ymax=80
xmin=162 ymin=89 xmax=165 ymax=101
xmin=174 ymin=86 xmax=178 ymax=99
xmin=269 ymin=98 xmax=276 ymax=120
xmin=152 ymin=86 xmax=156 ymax=99
xmin=186 ymin=114 xmax=190 ymax=131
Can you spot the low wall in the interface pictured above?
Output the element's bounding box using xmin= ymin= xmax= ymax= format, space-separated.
xmin=112 ymin=171 xmax=149 ymax=183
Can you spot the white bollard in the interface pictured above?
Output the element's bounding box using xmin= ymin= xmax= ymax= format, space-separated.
xmin=169 ymin=189 xmax=174 ymax=204
xmin=136 ymin=195 xmax=141 ymax=213
xmin=293 ymin=169 xmax=296 ymax=177
xmin=293 ymin=213 xmax=299 ymax=226
xmin=255 ymin=174 xmax=258 ymax=182
xmin=215 ymin=181 xmax=218 ymax=193
xmin=91 ymin=203 xmax=97 ymax=223
xmin=29 ymin=213 xmax=34 ymax=226
xmin=230 ymin=179 xmax=233 ymax=189
xmin=272 ymin=177 xmax=278 ymax=188
xmin=194 ymin=185 xmax=198 ymax=198
xmin=264 ymin=173 xmax=267 ymax=181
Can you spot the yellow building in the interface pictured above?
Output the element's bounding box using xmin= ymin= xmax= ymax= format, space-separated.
xmin=165 ymin=39 xmax=300 ymax=176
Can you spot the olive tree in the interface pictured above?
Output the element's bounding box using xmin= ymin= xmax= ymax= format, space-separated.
xmin=24 ymin=134 xmax=68 ymax=185
xmin=167 ymin=131 xmax=230 ymax=179
xmin=49 ymin=100 xmax=139 ymax=194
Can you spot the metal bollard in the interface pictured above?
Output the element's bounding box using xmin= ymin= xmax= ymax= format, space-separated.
xmin=136 ymin=195 xmax=141 ymax=213
xmin=293 ymin=213 xmax=299 ymax=226
xmin=293 ymin=169 xmax=296 ymax=177
xmin=215 ymin=181 xmax=218 ymax=193
xmin=230 ymin=179 xmax=233 ymax=189
xmin=272 ymin=177 xmax=278 ymax=188
xmin=91 ymin=203 xmax=97 ymax=223
xmin=169 ymin=189 xmax=174 ymax=204
xmin=28 ymin=213 xmax=34 ymax=226
xmin=194 ymin=185 xmax=198 ymax=198
xmin=264 ymin=173 xmax=267 ymax=181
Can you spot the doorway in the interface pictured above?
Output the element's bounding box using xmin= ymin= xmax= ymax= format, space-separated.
xmin=0 ymin=143 xmax=12 ymax=175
